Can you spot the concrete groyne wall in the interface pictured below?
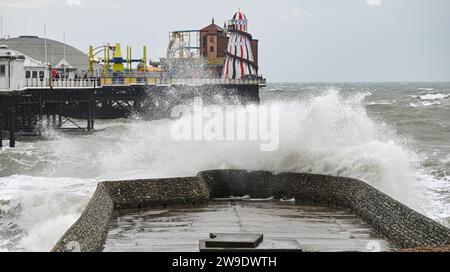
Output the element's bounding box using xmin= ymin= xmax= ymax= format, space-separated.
xmin=198 ymin=170 xmax=450 ymax=249
xmin=53 ymin=170 xmax=450 ymax=252
xmin=52 ymin=183 xmax=114 ymax=252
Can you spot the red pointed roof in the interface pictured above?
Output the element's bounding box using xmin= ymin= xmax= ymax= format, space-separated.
xmin=200 ymin=23 xmax=224 ymax=33
xmin=233 ymin=10 xmax=247 ymax=21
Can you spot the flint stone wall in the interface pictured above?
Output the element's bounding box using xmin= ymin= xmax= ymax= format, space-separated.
xmin=52 ymin=177 xmax=209 ymax=252
xmin=52 ymin=170 xmax=450 ymax=252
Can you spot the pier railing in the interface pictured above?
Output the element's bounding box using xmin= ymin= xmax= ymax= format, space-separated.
xmin=25 ymin=78 xmax=99 ymax=89
xmin=24 ymin=77 xmax=266 ymax=89
xmin=155 ymin=77 xmax=266 ymax=86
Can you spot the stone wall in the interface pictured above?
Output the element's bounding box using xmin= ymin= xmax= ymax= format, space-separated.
xmin=52 ymin=183 xmax=114 ymax=252
xmin=102 ymin=177 xmax=210 ymax=210
xmin=52 ymin=177 xmax=209 ymax=252
xmin=198 ymin=170 xmax=450 ymax=249
xmin=53 ymin=170 xmax=450 ymax=252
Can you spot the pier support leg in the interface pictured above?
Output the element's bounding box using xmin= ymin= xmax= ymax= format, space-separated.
xmin=87 ymin=103 xmax=91 ymax=132
xmin=91 ymin=101 xmax=95 ymax=130
xmin=38 ymin=90 xmax=44 ymax=136
xmin=58 ymin=103 xmax=63 ymax=128
xmin=52 ymin=114 xmax=56 ymax=129
xmin=9 ymin=109 xmax=16 ymax=148
xmin=0 ymin=113 xmax=3 ymax=148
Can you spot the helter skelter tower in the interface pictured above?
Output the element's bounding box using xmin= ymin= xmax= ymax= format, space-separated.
xmin=222 ymin=10 xmax=258 ymax=79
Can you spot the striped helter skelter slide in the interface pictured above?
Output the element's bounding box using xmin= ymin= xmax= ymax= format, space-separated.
xmin=222 ymin=10 xmax=258 ymax=80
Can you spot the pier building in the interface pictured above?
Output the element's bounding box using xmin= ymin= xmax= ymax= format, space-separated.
xmin=0 ymin=45 xmax=25 ymax=92
xmin=166 ymin=11 xmax=259 ymax=79
xmin=1 ymin=35 xmax=89 ymax=74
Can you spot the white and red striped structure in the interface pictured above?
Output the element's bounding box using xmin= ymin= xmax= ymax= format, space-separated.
xmin=222 ymin=10 xmax=258 ymax=79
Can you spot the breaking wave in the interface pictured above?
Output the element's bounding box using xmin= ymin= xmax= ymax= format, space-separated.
xmin=419 ymin=93 xmax=449 ymax=101
xmin=408 ymin=92 xmax=450 ymax=107
xmin=0 ymin=88 xmax=443 ymax=251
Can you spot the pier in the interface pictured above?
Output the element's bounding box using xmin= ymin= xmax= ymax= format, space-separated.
xmin=1 ymin=79 xmax=98 ymax=147
xmin=0 ymin=11 xmax=266 ymax=148
xmin=0 ymin=77 xmax=264 ymax=147
xmin=0 ymin=92 xmax=23 ymax=147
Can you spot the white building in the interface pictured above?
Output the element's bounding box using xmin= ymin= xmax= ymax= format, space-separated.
xmin=0 ymin=45 xmax=25 ymax=92
xmin=1 ymin=36 xmax=90 ymax=75
xmin=24 ymin=55 xmax=49 ymax=81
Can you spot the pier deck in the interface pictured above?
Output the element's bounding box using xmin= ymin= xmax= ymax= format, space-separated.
xmin=103 ymin=201 xmax=393 ymax=252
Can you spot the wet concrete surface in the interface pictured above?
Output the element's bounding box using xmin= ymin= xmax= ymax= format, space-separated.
xmin=103 ymin=201 xmax=393 ymax=252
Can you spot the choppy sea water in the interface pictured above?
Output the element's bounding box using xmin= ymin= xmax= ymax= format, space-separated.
xmin=0 ymin=82 xmax=449 ymax=251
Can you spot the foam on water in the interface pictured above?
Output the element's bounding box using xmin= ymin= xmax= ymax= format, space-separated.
xmin=0 ymin=88 xmax=448 ymax=251
xmin=410 ymin=101 xmax=443 ymax=108
xmin=419 ymin=93 xmax=449 ymax=101
xmin=407 ymin=92 xmax=449 ymax=108
xmin=0 ymin=176 xmax=96 ymax=251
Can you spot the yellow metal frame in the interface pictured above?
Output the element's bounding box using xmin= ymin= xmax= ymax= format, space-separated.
xmin=112 ymin=43 xmax=124 ymax=72
xmin=88 ymin=46 xmax=94 ymax=76
xmin=89 ymin=43 xmax=150 ymax=75
xmin=102 ymin=46 xmax=110 ymax=76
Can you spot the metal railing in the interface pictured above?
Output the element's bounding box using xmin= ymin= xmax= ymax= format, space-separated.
xmin=100 ymin=71 xmax=162 ymax=78
xmin=25 ymin=78 xmax=98 ymax=88
xmin=24 ymin=77 xmax=266 ymax=88
xmin=155 ymin=77 xmax=266 ymax=86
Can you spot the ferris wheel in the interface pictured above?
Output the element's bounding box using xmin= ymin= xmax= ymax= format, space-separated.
xmin=166 ymin=30 xmax=200 ymax=59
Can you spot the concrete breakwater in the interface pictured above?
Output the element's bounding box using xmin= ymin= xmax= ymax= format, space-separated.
xmin=52 ymin=170 xmax=450 ymax=252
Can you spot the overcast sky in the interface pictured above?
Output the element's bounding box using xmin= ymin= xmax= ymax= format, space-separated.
xmin=0 ymin=0 xmax=449 ymax=82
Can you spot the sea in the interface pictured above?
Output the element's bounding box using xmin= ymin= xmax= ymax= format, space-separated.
xmin=0 ymin=82 xmax=449 ymax=251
